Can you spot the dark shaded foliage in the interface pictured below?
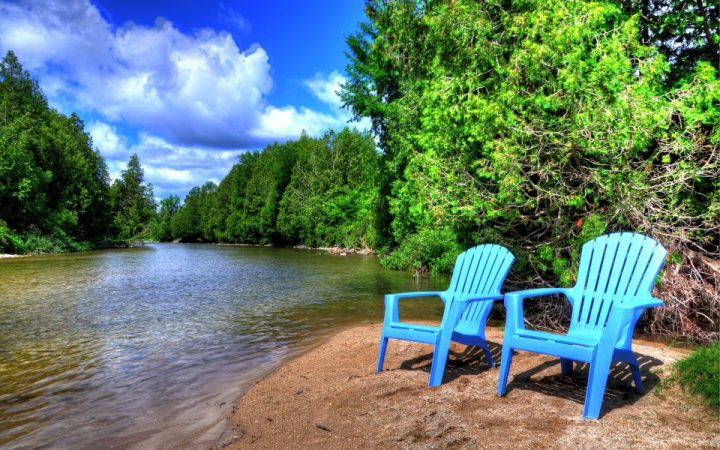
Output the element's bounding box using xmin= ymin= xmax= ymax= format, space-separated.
xmin=0 ymin=51 xmax=156 ymax=252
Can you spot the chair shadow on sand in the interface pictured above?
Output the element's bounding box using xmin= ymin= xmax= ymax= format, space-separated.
xmin=505 ymin=351 xmax=664 ymax=417
xmin=398 ymin=340 xmax=504 ymax=382
xmin=397 ymin=343 xmax=664 ymax=417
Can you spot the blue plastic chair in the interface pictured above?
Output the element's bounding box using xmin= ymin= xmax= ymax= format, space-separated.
xmin=497 ymin=232 xmax=667 ymax=419
xmin=377 ymin=244 xmax=515 ymax=386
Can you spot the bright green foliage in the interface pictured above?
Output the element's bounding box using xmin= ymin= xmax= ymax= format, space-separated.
xmin=0 ymin=51 xmax=114 ymax=252
xmin=171 ymin=182 xmax=217 ymax=242
xmin=109 ymin=154 xmax=157 ymax=241
xmin=150 ymin=195 xmax=181 ymax=241
xmin=342 ymin=0 xmax=719 ymax=282
xmin=673 ymin=343 xmax=720 ymax=410
xmin=233 ymin=139 xmax=300 ymax=243
xmin=277 ymin=129 xmax=381 ymax=248
xmin=616 ymin=0 xmax=719 ymax=84
xmin=380 ymin=227 xmax=461 ymax=274
xmin=161 ymin=128 xmax=381 ymax=249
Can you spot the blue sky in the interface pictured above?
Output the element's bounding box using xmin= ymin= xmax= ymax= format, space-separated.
xmin=0 ymin=0 xmax=369 ymax=199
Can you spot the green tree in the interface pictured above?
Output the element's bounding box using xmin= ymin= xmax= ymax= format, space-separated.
xmin=616 ymin=0 xmax=719 ymax=84
xmin=341 ymin=1 xmax=718 ymax=339
xmin=0 ymin=50 xmax=112 ymax=252
xmin=218 ymin=151 xmax=261 ymax=242
xmin=171 ymin=182 xmax=218 ymax=241
xmin=276 ymin=128 xmax=381 ymax=248
xmin=239 ymin=140 xmax=300 ymax=244
xmin=151 ymin=195 xmax=181 ymax=241
xmin=110 ymin=154 xmax=157 ymax=240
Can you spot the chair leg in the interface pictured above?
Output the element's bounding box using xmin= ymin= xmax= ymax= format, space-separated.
xmin=481 ymin=341 xmax=494 ymax=368
xmin=583 ymin=350 xmax=613 ymax=419
xmin=497 ymin=344 xmax=513 ymax=396
xmin=628 ymin=357 xmax=644 ymax=393
xmin=612 ymin=348 xmax=644 ymax=393
xmin=376 ymin=336 xmax=389 ymax=373
xmin=428 ymin=332 xmax=453 ymax=387
xmin=560 ymin=358 xmax=574 ymax=375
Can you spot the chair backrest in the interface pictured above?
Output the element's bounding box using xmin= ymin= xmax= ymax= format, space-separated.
xmin=447 ymin=244 xmax=515 ymax=333
xmin=448 ymin=244 xmax=515 ymax=297
xmin=570 ymin=232 xmax=667 ymax=332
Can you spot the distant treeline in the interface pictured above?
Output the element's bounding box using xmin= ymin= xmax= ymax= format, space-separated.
xmin=152 ymin=129 xmax=382 ymax=249
xmin=0 ymin=51 xmax=156 ymax=253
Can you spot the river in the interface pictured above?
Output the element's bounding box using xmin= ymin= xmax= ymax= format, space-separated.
xmin=0 ymin=244 xmax=447 ymax=448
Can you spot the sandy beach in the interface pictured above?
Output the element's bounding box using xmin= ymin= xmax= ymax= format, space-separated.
xmin=224 ymin=324 xmax=718 ymax=449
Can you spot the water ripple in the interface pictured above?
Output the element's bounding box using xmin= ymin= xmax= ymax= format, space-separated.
xmin=0 ymin=244 xmax=447 ymax=448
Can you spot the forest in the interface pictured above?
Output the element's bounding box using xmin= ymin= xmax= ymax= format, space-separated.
xmin=150 ymin=129 xmax=382 ymax=250
xmin=0 ymin=0 xmax=717 ymax=341
xmin=0 ymin=51 xmax=156 ymax=253
xmin=336 ymin=0 xmax=719 ymax=341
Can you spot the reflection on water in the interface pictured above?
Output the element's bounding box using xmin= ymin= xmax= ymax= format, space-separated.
xmin=0 ymin=244 xmax=447 ymax=448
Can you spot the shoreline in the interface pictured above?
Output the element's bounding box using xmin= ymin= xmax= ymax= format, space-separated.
xmin=214 ymin=241 xmax=377 ymax=256
xmin=222 ymin=324 xmax=717 ymax=449
xmin=293 ymin=244 xmax=376 ymax=256
xmin=0 ymin=242 xmax=376 ymax=260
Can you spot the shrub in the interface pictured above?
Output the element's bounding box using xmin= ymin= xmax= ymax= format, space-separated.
xmin=381 ymin=228 xmax=462 ymax=274
xmin=673 ymin=343 xmax=720 ymax=411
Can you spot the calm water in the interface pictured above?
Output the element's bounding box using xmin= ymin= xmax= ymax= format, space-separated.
xmin=0 ymin=244 xmax=447 ymax=448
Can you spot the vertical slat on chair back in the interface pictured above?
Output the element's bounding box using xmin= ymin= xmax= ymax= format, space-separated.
xmin=448 ymin=245 xmax=514 ymax=330
xmin=571 ymin=232 xmax=667 ymax=332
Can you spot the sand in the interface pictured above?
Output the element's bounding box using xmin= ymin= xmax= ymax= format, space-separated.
xmin=223 ymin=324 xmax=718 ymax=449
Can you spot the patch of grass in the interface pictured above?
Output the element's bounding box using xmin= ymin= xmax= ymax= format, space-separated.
xmin=674 ymin=343 xmax=720 ymax=411
xmin=657 ymin=343 xmax=720 ymax=412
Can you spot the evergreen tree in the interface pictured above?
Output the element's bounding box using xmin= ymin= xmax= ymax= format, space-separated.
xmin=616 ymin=0 xmax=719 ymax=83
xmin=170 ymin=182 xmax=217 ymax=242
xmin=110 ymin=154 xmax=157 ymax=240
xmin=151 ymin=195 xmax=181 ymax=241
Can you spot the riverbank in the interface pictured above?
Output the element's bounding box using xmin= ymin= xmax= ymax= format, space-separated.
xmin=294 ymin=245 xmax=376 ymax=256
xmin=213 ymin=242 xmax=377 ymax=256
xmin=224 ymin=324 xmax=718 ymax=449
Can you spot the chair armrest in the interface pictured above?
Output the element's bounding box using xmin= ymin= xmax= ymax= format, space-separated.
xmin=503 ymin=288 xmax=574 ymax=330
xmin=455 ymin=294 xmax=504 ymax=304
xmin=442 ymin=294 xmax=504 ymax=329
xmin=387 ymin=291 xmax=446 ymax=301
xmin=504 ymin=287 xmax=574 ymax=302
xmin=608 ymin=296 xmax=664 ymax=330
xmin=600 ymin=296 xmax=664 ymax=348
xmin=384 ymin=291 xmax=446 ymax=324
xmin=613 ymin=296 xmax=664 ymax=312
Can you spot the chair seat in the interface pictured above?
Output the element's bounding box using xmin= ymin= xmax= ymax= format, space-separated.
xmin=515 ymin=329 xmax=600 ymax=347
xmin=387 ymin=322 xmax=441 ymax=333
xmin=511 ymin=329 xmax=599 ymax=362
xmin=384 ymin=322 xmax=441 ymax=344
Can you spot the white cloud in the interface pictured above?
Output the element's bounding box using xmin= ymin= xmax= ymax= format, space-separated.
xmin=88 ymin=121 xmax=130 ymax=160
xmin=253 ymin=105 xmax=347 ymax=140
xmin=305 ymin=70 xmax=346 ymax=109
xmin=135 ymin=135 xmax=245 ymax=199
xmin=253 ymin=71 xmax=370 ymax=141
xmin=87 ymin=121 xmax=244 ymax=199
xmin=0 ymin=0 xmax=370 ymax=199
xmin=0 ymin=0 xmax=272 ymax=148
xmin=219 ymin=2 xmax=251 ymax=33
